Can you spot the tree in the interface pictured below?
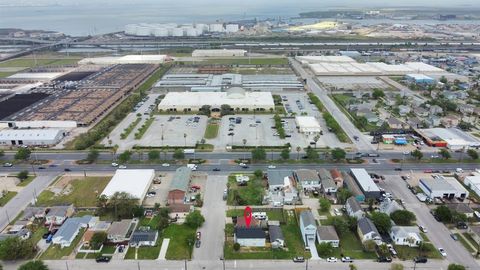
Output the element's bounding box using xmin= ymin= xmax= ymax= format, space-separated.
xmin=220 ymin=104 xmax=233 ymax=116
xmin=185 ymin=210 xmax=205 ymax=229
xmin=305 ymin=146 xmax=318 ymax=160
xmin=440 ymin=76 xmax=448 ymax=84
xmin=434 ymin=205 xmax=452 ymax=223
xmin=331 ymin=148 xmax=346 ymax=161
xmin=251 ymin=147 xmax=266 ymax=161
xmin=0 ymin=237 xmax=36 ymax=260
xmin=317 ymin=242 xmax=334 ymax=256
xmin=467 ymin=149 xmax=479 ymax=160
xmin=148 ymin=150 xmax=160 ymax=160
xmin=377 ymin=243 xmax=390 ymax=257
xmin=173 ymin=149 xmax=185 ymax=159
xmin=233 ymin=242 xmax=240 ymax=251
xmin=296 ymin=146 xmax=301 ymax=160
xmin=15 ymin=148 xmax=31 ymax=161
xmin=390 ymin=210 xmax=416 ymax=226
xmin=372 ymin=89 xmax=385 ymax=99
xmin=366 ymin=198 xmax=375 ymax=211
xmin=447 ymin=264 xmax=466 ymax=270
xmin=319 ymin=198 xmax=331 ymax=212
xmin=313 ymin=135 xmax=320 ymax=148
xmin=438 ymin=149 xmax=451 ymax=160
xmin=346 ymin=216 xmax=358 ymax=232
xmin=363 ymin=239 xmax=376 ymax=252
xmin=117 ymin=151 xmax=132 ymax=163
xmin=17 ymin=170 xmax=29 ymax=181
xmin=371 ymin=212 xmax=392 ymax=234
xmin=331 ymin=216 xmax=348 ymax=236
xmin=86 ymin=149 xmax=99 ymax=163
xmin=97 ymin=192 xmax=140 ymax=219
xmin=157 ymin=208 xmax=171 ymax=231
xmin=18 ymin=261 xmax=49 ymax=270
xmin=337 ymin=188 xmax=352 ymax=204
xmin=90 ymin=232 xmax=107 ymax=250
xmin=254 ymin=170 xmax=263 ymax=178
xmin=410 ymin=149 xmax=423 ymax=160
xmin=199 ymin=105 xmax=211 ymax=117
xmin=280 ymin=148 xmax=290 ymax=160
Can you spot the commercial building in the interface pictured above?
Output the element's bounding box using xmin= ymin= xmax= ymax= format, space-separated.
xmin=101 ymin=169 xmax=155 ymax=201
xmin=158 ymin=88 xmax=275 ymax=112
xmin=464 ymin=173 xmax=480 ymax=198
xmin=350 ymin=168 xmax=381 ymax=199
xmin=78 ymin=55 xmax=169 ymax=65
xmin=316 ymin=226 xmax=340 ymax=248
xmin=192 ymin=49 xmax=246 ymax=57
xmin=167 ymin=167 xmax=192 ymax=205
xmin=416 ymin=128 xmax=480 ymax=150
xmin=405 ymin=74 xmax=436 ymax=85
xmin=295 ymin=116 xmax=321 ymax=135
xmin=0 ymin=129 xmax=65 ymax=146
xmin=419 ymin=177 xmax=469 ymax=200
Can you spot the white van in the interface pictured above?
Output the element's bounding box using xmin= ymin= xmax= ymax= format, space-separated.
xmin=252 ymin=212 xmax=268 ymax=220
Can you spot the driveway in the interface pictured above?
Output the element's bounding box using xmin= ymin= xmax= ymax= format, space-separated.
xmin=193 ymin=175 xmax=227 ymax=260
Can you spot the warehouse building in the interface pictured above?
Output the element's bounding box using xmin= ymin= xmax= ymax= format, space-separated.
xmin=419 ymin=177 xmax=469 ymax=200
xmin=192 ymin=49 xmax=246 ymax=57
xmin=405 ymin=74 xmax=436 ymax=85
xmin=78 ymin=55 xmax=169 ymax=65
xmin=416 ymin=128 xmax=480 ymax=150
xmin=350 ymin=168 xmax=381 ymax=199
xmin=295 ymin=116 xmax=321 ymax=135
xmin=464 ymin=173 xmax=480 ymax=198
xmin=0 ymin=129 xmax=65 ymax=146
xmin=101 ymin=169 xmax=155 ymax=202
xmin=158 ymin=87 xmax=275 ymax=112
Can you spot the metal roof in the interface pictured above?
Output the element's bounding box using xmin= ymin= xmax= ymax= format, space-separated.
xmin=317 ymin=226 xmax=339 ymax=241
xmin=101 ymin=169 xmax=155 ymax=200
xmin=350 ymin=168 xmax=380 ymax=193
xmin=235 ymin=227 xmax=265 ymax=239
xmin=346 ymin=196 xmax=362 ymax=213
xmin=299 ymin=210 xmax=316 ymax=228
xmin=170 ymin=167 xmax=192 ymax=192
xmin=0 ymin=129 xmax=62 ymax=141
xmin=268 ymin=225 xmax=284 ymax=242
xmin=358 ymin=217 xmax=379 ymax=236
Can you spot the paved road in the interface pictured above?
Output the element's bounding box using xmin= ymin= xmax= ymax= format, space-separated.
xmin=382 ymin=174 xmax=479 ymax=268
xmin=194 ymin=175 xmax=227 ymax=260
xmin=2 ymin=258 xmax=452 ymax=270
xmin=0 ymin=172 xmax=59 ymax=230
xmin=289 ymin=57 xmax=374 ymax=152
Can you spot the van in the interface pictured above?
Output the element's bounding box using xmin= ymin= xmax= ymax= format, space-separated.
xmin=252 ymin=212 xmax=267 ymax=220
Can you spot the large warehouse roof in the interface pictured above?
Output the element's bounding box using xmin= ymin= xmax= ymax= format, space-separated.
xmin=295 ymin=55 xmax=356 ymax=63
xmin=101 ymin=169 xmax=155 ymax=200
xmin=0 ymin=129 xmax=63 ymax=141
xmin=350 ymin=168 xmax=380 ymax=193
xmin=79 ymin=55 xmax=168 ymax=65
xmin=421 ymin=128 xmax=480 ymax=149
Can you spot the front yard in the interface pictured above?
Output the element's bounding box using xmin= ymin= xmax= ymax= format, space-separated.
xmin=40 ymin=228 xmax=86 ymax=259
xmin=163 ymin=224 xmax=196 ymax=260
xmin=227 ymin=174 xmax=266 ymax=206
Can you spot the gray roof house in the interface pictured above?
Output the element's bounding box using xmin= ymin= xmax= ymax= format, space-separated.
xmin=52 ymin=215 xmax=97 ymax=248
xmin=379 ymin=199 xmax=403 ymax=215
xmin=269 ymin=225 xmax=285 ymax=249
xmin=234 ymin=227 xmax=266 ymax=247
xmin=129 ymin=229 xmax=159 ymax=247
xmin=267 ymin=170 xmax=292 ymax=191
xmin=317 ymin=225 xmax=340 ymax=248
xmin=318 ymin=169 xmax=337 ymax=193
xmin=45 ymin=205 xmax=75 ymax=226
xmin=390 ymin=226 xmax=422 ymax=247
xmin=357 ymin=217 xmax=382 ymax=244
xmin=107 ymin=219 xmax=136 ymax=243
xmin=294 ymin=169 xmax=321 ymax=191
xmin=345 ymin=196 xmax=364 ymax=220
xmin=299 ymin=210 xmax=317 ymax=247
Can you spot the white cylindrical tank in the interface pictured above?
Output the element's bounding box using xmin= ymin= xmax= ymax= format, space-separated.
xmin=172 ymin=28 xmax=184 ymax=37
xmin=209 ymin=23 xmax=224 ymax=32
xmin=226 ymin=24 xmax=239 ymax=33
xmin=195 ymin=23 xmax=209 ymax=32
xmin=153 ymin=27 xmax=168 ymax=37
xmin=186 ymin=27 xmax=198 ymax=37
xmin=135 ymin=25 xmax=152 ymax=36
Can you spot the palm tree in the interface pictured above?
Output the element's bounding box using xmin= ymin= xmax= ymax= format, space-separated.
xmin=313 ymin=135 xmax=320 ymax=149
xmin=183 ymin=133 xmax=187 ymax=147
xmin=296 ymin=146 xmax=301 ymax=160
xmin=242 ymin=139 xmax=247 ymax=160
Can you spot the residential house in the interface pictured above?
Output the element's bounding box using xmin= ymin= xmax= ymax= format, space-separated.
xmin=407 ymin=117 xmax=423 ymax=129
xmin=389 ymin=226 xmax=422 ymax=247
xmin=107 ymin=219 xmax=135 ymax=243
xmin=299 ymin=210 xmax=317 ymax=247
xmin=294 ymin=169 xmax=321 ymax=191
xmin=330 ymin=169 xmax=344 ymax=188
xmin=379 ymin=199 xmax=403 ymax=215
xmin=234 ymin=228 xmax=266 ymax=247
xmin=427 ymin=116 xmax=441 ymax=127
xmin=21 ymin=207 xmax=47 ymax=221
xmin=459 ymin=104 xmax=476 ymax=115
xmin=343 ymin=173 xmax=365 ymax=202
xmin=398 ymin=105 xmax=411 ymax=116
xmin=129 ymin=229 xmax=159 ymax=247
xmin=268 ymin=225 xmax=285 ymax=249
xmin=413 ymin=107 xmax=429 ymax=118
xmin=82 ymin=221 xmax=111 ymax=245
xmin=364 ymin=112 xmax=379 ymax=123
xmin=441 ymin=115 xmax=461 ymax=128
xmin=345 ymin=196 xmax=364 ymax=220
xmin=318 ymin=168 xmax=337 ymax=193
xmin=0 ymin=229 xmax=31 ymax=241
xmin=357 ymin=217 xmax=382 ymax=244
xmin=446 ymin=203 xmax=474 ymax=218
xmin=316 ymin=226 xmax=340 ymax=248
xmin=235 ymin=216 xmax=261 ymax=229
xmin=387 ymin=117 xmax=405 ymax=129
xmin=267 ymin=170 xmax=298 ymax=206
xmin=52 ymin=215 xmax=97 ymax=248
xmin=45 ymin=205 xmax=75 ymax=226
xmin=267 ymin=170 xmax=292 ymax=192
xmin=429 ymin=105 xmax=443 ymax=115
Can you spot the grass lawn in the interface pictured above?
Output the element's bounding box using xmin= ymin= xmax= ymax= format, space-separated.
xmin=332 ymin=231 xmax=377 ymax=259
xmin=462 ymin=232 xmax=479 ymax=251
xmin=125 ymin=246 xmax=136 ymax=259
xmin=138 ymin=215 xmax=162 ymax=230
xmin=137 ymin=238 xmax=163 ymax=259
xmin=456 ymin=233 xmax=475 ymax=253
xmin=40 ymin=228 xmax=85 ymax=259
xmin=100 ymin=245 xmax=117 ymax=254
xmin=227 ymin=174 xmax=266 ymax=206
xmin=201 ymin=58 xmax=288 ymax=65
xmin=0 ymin=191 xmax=17 ymax=206
xmin=17 ymin=175 xmax=36 ymax=187
xmin=226 ymin=209 xmax=285 ymax=222
xmin=31 ymin=226 xmax=49 ymax=245
xmin=204 ymin=122 xmax=220 ymax=139
xmin=164 ymin=224 xmax=196 ymax=260
xmin=0 ymin=72 xmax=15 ymax=78
xmin=36 ymin=177 xmax=110 ymax=207
xmin=394 ymin=243 xmax=442 ymax=260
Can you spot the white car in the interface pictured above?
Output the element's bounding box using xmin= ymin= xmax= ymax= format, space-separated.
xmin=333 ymin=208 xmax=341 ymax=216
xmin=268 ymin=165 xmax=276 ymax=169
xmin=403 ymin=151 xmax=409 ymax=155
xmin=111 ymin=163 xmax=119 ymax=167
xmin=326 ymin=257 xmax=337 ymax=262
xmin=438 ymin=248 xmax=447 ymax=257
xmin=2 ymin=163 xmax=13 ymax=167
xmin=118 ymin=165 xmax=127 ymax=169
xmin=239 ymin=163 xmax=246 ymax=166
xmin=419 ymin=225 xmax=427 ymax=233
xmin=162 ymin=163 xmax=170 ymax=167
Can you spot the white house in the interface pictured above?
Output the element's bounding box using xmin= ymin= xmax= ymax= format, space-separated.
xmin=317 ymin=226 xmax=340 ymax=248
xmin=234 ymin=228 xmax=266 ymax=247
xmin=390 ymin=226 xmax=422 ymax=247
xmin=299 ymin=210 xmax=317 ymax=247
xmin=52 ymin=216 xmax=97 ymax=248
xmin=107 ymin=219 xmax=135 ymax=243
xmin=357 ymin=217 xmax=382 ymax=245
xmin=379 ymin=199 xmax=403 ymax=215
xmin=346 ymin=197 xmax=364 ymax=220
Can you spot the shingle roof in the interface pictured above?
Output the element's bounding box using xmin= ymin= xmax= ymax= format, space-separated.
xmin=317 ymin=226 xmax=339 ymax=241
xmin=130 ymin=230 xmax=158 ymax=243
xmin=295 ymin=169 xmax=319 ymax=182
xmin=390 ymin=226 xmax=421 ymax=239
xmin=347 ymin=196 xmax=362 ymax=212
xmin=319 ymin=168 xmax=336 ymax=190
xmin=358 ymin=217 xmax=379 ymax=236
xmin=267 ymin=170 xmax=292 ymax=186
xmin=235 ymin=227 xmax=265 ymax=239
xmin=299 ymin=210 xmax=316 ymax=228
xmin=170 ymin=167 xmax=192 ymax=192
xmin=268 ymin=225 xmax=284 ymax=242
xmin=108 ymin=219 xmax=133 ymax=236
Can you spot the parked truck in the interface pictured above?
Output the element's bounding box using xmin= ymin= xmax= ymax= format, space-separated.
xmin=184 ymin=149 xmax=195 ymax=154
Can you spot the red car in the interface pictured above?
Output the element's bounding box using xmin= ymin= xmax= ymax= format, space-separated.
xmin=191 ymin=185 xmax=201 ymax=190
xmin=424 ymin=169 xmax=433 ymax=173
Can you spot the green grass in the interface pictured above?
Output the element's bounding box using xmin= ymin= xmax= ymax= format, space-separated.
xmin=456 ymin=233 xmax=475 ymax=253
xmin=100 ymin=245 xmax=116 ymax=255
xmin=36 ymin=177 xmax=110 ymax=207
xmin=227 ymin=174 xmax=266 ymax=206
xmin=164 ymin=224 xmax=196 ymax=260
xmin=125 ymin=245 xmax=136 ymax=259
xmin=0 ymin=191 xmax=17 ymax=206
xmin=200 ymin=58 xmax=288 ymax=65
xmin=333 ymin=231 xmax=377 ymax=259
xmin=136 ymin=238 xmax=163 ymax=259
xmin=40 ymin=228 xmax=85 ymax=259
xmin=0 ymin=71 xmax=15 ymax=78
xmin=17 ymin=175 xmax=36 ymax=187
xmin=134 ymin=117 xmax=155 ymax=140
xmin=394 ymin=243 xmax=442 ymax=260
xmin=31 ymin=226 xmax=49 ymax=245
xmin=121 ymin=117 xmax=142 ymax=139
xmin=138 ymin=215 xmax=162 ymax=230
xmin=204 ymin=122 xmax=220 ymax=139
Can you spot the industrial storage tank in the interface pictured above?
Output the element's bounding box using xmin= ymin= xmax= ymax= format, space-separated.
xmin=135 ymin=23 xmax=154 ymax=36
xmin=195 ymin=23 xmax=209 ymax=32
xmin=185 ymin=27 xmax=199 ymax=37
xmin=153 ymin=27 xmax=169 ymax=37
xmin=209 ymin=23 xmax=224 ymax=32
xmin=172 ymin=28 xmax=184 ymax=37
xmin=225 ymin=24 xmax=239 ymax=33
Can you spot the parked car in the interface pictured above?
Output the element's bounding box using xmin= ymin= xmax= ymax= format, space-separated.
xmin=2 ymin=163 xmax=13 ymax=167
xmin=64 ymin=168 xmax=71 ymax=172
xmin=414 ymin=257 xmax=427 ymax=263
xmin=438 ymin=248 xmax=447 ymax=257
xmin=394 ymin=168 xmax=402 ymax=171
xmin=326 ymin=257 xmax=337 ymax=262
xmin=118 ymin=165 xmax=127 ymax=169
xmin=213 ymin=168 xmax=221 ymax=171
xmin=111 ymin=163 xmax=119 ymax=167
xmin=268 ymin=165 xmax=276 ymax=169
xmin=293 ymin=257 xmax=305 ymax=263
xmin=377 ymin=256 xmax=392 ymax=263
xmin=195 ymin=240 xmax=201 ymax=248
xmin=96 ymin=256 xmax=111 ymax=263
xmin=38 ymin=166 xmax=46 ymax=170
xmin=196 ymin=231 xmax=201 ymax=240
xmin=450 ymin=234 xmax=458 ymax=241
xmin=341 ymin=257 xmax=353 ymax=263
xmin=418 ymin=225 xmax=428 ymax=233
xmin=162 ymin=163 xmax=170 ymax=167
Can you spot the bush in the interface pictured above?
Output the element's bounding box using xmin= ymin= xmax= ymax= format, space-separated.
xmin=173 ymin=149 xmax=185 ymax=159
xmin=254 ymin=170 xmax=263 ymax=178
xmin=233 ymin=243 xmax=240 ymax=251
xmin=15 ymin=148 xmax=31 ymax=160
xmin=185 ymin=210 xmax=205 ymax=229
xmin=390 ymin=210 xmax=416 ymax=226
xmin=319 ymin=198 xmax=331 ymax=212
xmin=251 ymin=148 xmax=266 ymax=161
xmin=317 ymin=242 xmax=333 ymax=256
xmin=18 ymin=260 xmax=48 ymax=270
xmin=17 ymin=170 xmax=29 ymax=181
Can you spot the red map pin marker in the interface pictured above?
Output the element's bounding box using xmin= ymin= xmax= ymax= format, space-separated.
xmin=244 ymin=206 xmax=252 ymax=228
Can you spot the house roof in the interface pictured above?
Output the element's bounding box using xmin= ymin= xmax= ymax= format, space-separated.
xmin=267 ymin=169 xmax=292 ymax=186
xmin=319 ymin=168 xmax=336 ymax=189
xmin=236 ymin=216 xmax=259 ymax=228
xmin=346 ymin=196 xmax=362 ymax=213
xmin=268 ymin=225 xmax=284 ymax=242
xmin=108 ymin=219 xmax=133 ymax=237
xmin=358 ymin=217 xmax=380 ymax=236
xmin=235 ymin=227 xmax=265 ymax=239
xmin=55 ymin=216 xmax=94 ymax=241
xmin=46 ymin=205 xmax=73 ymax=217
xmin=388 ymin=117 xmax=403 ymax=126
xmin=317 ymin=226 xmax=339 ymax=241
xmin=130 ymin=230 xmax=158 ymax=243
xmin=299 ymin=210 xmax=316 ymax=228
xmin=170 ymin=167 xmax=192 ymax=192
xmin=295 ymin=169 xmax=319 ymax=182
xmin=380 ymin=199 xmax=403 ymax=215
xmin=330 ymin=169 xmax=343 ymax=181
xmin=390 ymin=226 xmax=421 ymax=240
